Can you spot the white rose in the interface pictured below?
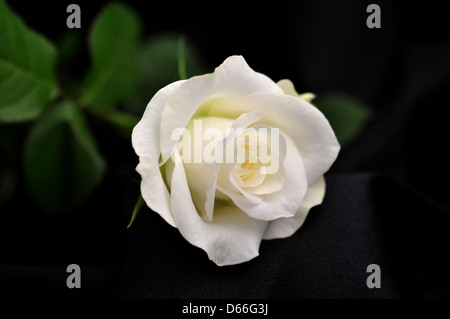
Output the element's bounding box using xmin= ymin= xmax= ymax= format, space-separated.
xmin=132 ymin=56 xmax=340 ymax=266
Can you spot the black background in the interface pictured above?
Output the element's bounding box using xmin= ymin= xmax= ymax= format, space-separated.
xmin=1 ymin=0 xmax=450 ymax=299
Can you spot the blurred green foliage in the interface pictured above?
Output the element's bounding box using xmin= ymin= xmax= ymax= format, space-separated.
xmin=0 ymin=0 xmax=56 ymax=121
xmin=0 ymin=0 xmax=372 ymax=215
xmin=314 ymin=94 xmax=373 ymax=146
xmin=125 ymin=34 xmax=207 ymax=114
xmin=81 ymin=3 xmax=140 ymax=110
xmin=0 ymin=1 xmax=207 ymax=214
xmin=24 ymin=101 xmax=106 ymax=214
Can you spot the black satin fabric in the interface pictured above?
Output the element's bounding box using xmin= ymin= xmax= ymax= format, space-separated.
xmin=116 ymin=173 xmax=444 ymax=299
xmin=1 ymin=0 xmax=449 ymax=299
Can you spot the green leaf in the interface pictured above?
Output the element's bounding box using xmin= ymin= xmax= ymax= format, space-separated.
xmin=127 ymin=194 xmax=143 ymax=229
xmin=314 ymin=94 xmax=373 ymax=146
xmin=0 ymin=0 xmax=57 ymax=122
xmin=81 ymin=3 xmax=140 ymax=110
xmin=125 ymin=34 xmax=208 ymax=114
xmin=24 ymin=101 xmax=106 ymax=214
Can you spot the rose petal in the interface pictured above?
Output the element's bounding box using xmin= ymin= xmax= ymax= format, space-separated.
xmin=181 ymin=117 xmax=233 ymax=222
xmin=159 ymin=56 xmax=284 ymax=164
xmin=243 ymin=161 xmax=285 ymax=195
xmin=263 ymin=176 xmax=325 ymax=239
xmin=217 ymin=126 xmax=286 ymax=197
xmin=217 ymin=133 xmax=307 ymax=221
xmin=277 ymin=79 xmax=299 ymax=96
xmin=182 ymin=160 xmax=219 ymax=222
xmin=239 ymin=125 xmax=286 ymax=195
xmin=229 ymin=111 xmax=265 ymax=131
xmin=170 ymin=150 xmax=268 ymax=266
xmin=132 ymin=80 xmax=186 ymax=227
xmin=277 ymin=79 xmax=316 ymax=102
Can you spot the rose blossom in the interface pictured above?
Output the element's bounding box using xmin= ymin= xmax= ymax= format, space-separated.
xmin=132 ymin=56 xmax=339 ymax=266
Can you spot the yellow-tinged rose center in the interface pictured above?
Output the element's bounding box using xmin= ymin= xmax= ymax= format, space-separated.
xmin=232 ymin=134 xmax=268 ymax=189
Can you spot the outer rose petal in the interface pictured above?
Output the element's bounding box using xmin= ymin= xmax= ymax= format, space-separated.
xmin=170 ymin=150 xmax=268 ymax=266
xmin=159 ymin=55 xmax=284 ymax=164
xmin=182 ymin=117 xmax=234 ymax=222
xmin=132 ymin=80 xmax=186 ymax=227
xmin=277 ymin=79 xmax=316 ymax=102
xmin=277 ymin=79 xmax=300 ymax=96
xmin=263 ymin=176 xmax=325 ymax=239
